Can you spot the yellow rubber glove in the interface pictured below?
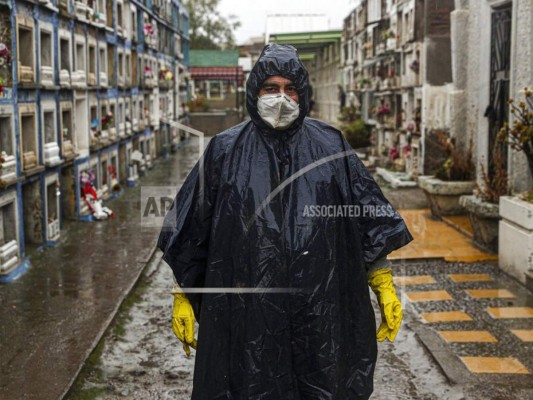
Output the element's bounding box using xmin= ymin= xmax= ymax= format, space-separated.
xmin=368 ymin=268 xmax=402 ymax=342
xmin=172 ymin=291 xmax=198 ymax=356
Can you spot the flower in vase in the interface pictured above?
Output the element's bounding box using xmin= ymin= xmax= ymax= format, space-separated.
xmin=144 ymin=23 xmax=155 ymax=36
xmin=0 ymin=43 xmax=8 ymax=57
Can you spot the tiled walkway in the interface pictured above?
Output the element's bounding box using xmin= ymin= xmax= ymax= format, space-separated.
xmin=389 ymin=209 xmax=498 ymax=262
xmin=392 ymin=261 xmax=532 ymax=380
xmin=387 ymin=209 xmax=533 ymax=381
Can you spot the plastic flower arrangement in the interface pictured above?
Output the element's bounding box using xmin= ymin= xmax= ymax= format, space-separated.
xmin=0 ymin=43 xmax=12 ymax=95
xmin=402 ymin=144 xmax=412 ymax=158
xmin=144 ymin=66 xmax=153 ymax=77
xmin=101 ymin=111 xmax=114 ymax=130
xmin=377 ymin=104 xmax=391 ymax=116
xmin=144 ymin=23 xmax=155 ymax=37
xmin=0 ymin=43 xmax=12 ymax=66
xmin=159 ymin=67 xmax=174 ymax=81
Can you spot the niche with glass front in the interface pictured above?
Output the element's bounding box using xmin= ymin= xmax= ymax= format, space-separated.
xmin=88 ymin=40 xmax=97 ymax=86
xmin=59 ymin=32 xmax=72 ymax=87
xmin=138 ymin=97 xmax=145 ymax=129
xmin=72 ymin=36 xmax=87 ymax=87
xmin=106 ymin=0 xmax=113 ymax=30
xmin=118 ymin=98 xmax=125 ymax=137
xmin=100 ymin=154 xmax=109 ymax=199
xmin=60 ymin=102 xmax=76 ymax=159
xmin=100 ymin=99 xmax=109 ymax=142
xmin=95 ymin=0 xmax=106 ymax=26
xmin=116 ymin=0 xmax=124 ymax=36
xmin=39 ymin=27 xmax=54 ymax=87
xmin=107 ymin=44 xmax=116 ymax=87
xmin=0 ymin=107 xmax=16 ymax=185
xmin=74 ymin=0 xmax=88 ymax=22
xmin=109 ymin=99 xmax=117 ymax=140
xmin=89 ymin=156 xmax=102 ymax=200
xmin=125 ymin=141 xmax=138 ymax=184
xmin=124 ymin=51 xmax=132 ymax=87
xmin=117 ymin=49 xmax=125 ymax=87
xmin=125 ymin=97 xmax=132 ymax=134
xmin=98 ymin=42 xmax=108 ymax=87
xmin=22 ymin=179 xmax=43 ymax=246
xmin=131 ymin=4 xmax=138 ymax=42
xmin=16 ymin=17 xmax=35 ymax=84
xmin=132 ymin=50 xmax=138 ymax=87
xmin=132 ymin=97 xmax=138 ymax=131
xmin=41 ymin=102 xmax=62 ymax=166
xmin=74 ymin=96 xmax=89 ymax=157
xmin=45 ymin=174 xmax=60 ymax=242
xmin=0 ymin=191 xmax=20 ymax=275
xmin=89 ymin=97 xmax=99 ymax=148
xmin=19 ymin=105 xmax=39 ymax=172
xmin=93 ymin=0 xmax=107 ymax=27
xmin=149 ymin=93 xmax=157 ymax=126
xmin=108 ymin=149 xmax=120 ymax=193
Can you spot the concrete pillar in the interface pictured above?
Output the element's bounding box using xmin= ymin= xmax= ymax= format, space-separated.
xmin=509 ymin=0 xmax=533 ymax=193
xmin=449 ymin=0 xmax=470 ymax=147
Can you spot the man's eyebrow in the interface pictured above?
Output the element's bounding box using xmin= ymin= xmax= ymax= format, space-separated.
xmin=261 ymin=83 xmax=280 ymax=88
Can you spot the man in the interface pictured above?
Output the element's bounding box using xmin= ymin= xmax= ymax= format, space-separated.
xmin=158 ymin=44 xmax=413 ymax=400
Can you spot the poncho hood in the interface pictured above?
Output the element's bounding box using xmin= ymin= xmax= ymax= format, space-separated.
xmin=246 ymin=44 xmax=310 ymax=137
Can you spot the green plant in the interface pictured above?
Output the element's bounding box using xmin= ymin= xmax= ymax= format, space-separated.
xmin=433 ymin=130 xmax=474 ymax=181
xmin=381 ymin=30 xmax=395 ymax=41
xmin=519 ymin=189 xmax=533 ymax=204
xmin=187 ymin=95 xmax=210 ymax=112
xmin=339 ymin=106 xmax=371 ymax=149
xmin=497 ymin=87 xmax=533 ymax=176
xmin=476 ymin=143 xmax=509 ymax=204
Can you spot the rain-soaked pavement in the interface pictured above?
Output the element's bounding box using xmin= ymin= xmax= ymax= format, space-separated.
xmin=2 ymin=136 xmax=532 ymax=399
xmin=0 ymin=138 xmax=204 ymax=400
xmin=66 ymin=253 xmax=532 ymax=400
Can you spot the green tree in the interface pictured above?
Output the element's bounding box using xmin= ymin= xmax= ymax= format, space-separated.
xmin=184 ymin=0 xmax=241 ymax=49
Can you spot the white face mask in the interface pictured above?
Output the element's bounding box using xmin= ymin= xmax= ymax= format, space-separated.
xmin=257 ymin=93 xmax=300 ymax=130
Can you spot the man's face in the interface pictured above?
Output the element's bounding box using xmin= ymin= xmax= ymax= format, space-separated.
xmin=258 ymin=76 xmax=299 ymax=103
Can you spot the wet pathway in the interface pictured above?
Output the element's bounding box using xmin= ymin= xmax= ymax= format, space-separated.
xmin=65 ymin=251 xmax=467 ymax=400
xmin=0 ymin=138 xmax=205 ymax=400
xmin=67 ymin=254 xmax=533 ymax=399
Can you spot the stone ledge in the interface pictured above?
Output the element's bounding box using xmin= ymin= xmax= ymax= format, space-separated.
xmin=418 ymin=175 xmax=475 ymax=195
xmin=499 ymin=195 xmax=533 ymax=231
xmin=459 ymin=195 xmax=500 ymax=218
xmin=376 ymin=167 xmax=417 ymax=188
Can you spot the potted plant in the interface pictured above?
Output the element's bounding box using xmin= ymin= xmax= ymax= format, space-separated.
xmin=418 ymin=130 xmax=475 ymax=218
xmin=338 ymin=105 xmax=371 ymax=150
xmin=496 ymin=87 xmax=533 ymax=286
xmin=460 ymin=143 xmax=509 ymax=253
xmin=187 ymin=95 xmax=210 ymax=113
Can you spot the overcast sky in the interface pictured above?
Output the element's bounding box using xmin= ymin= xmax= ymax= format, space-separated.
xmin=218 ymin=0 xmax=358 ymax=44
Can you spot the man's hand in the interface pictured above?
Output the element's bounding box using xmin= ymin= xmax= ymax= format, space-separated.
xmin=368 ymin=268 xmax=402 ymax=342
xmin=172 ymin=292 xmax=198 ymax=356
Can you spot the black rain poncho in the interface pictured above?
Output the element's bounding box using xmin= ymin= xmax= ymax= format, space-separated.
xmin=157 ymin=44 xmax=413 ymax=400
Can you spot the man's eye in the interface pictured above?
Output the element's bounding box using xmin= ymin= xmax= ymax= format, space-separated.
xmin=285 ymin=87 xmax=297 ymax=94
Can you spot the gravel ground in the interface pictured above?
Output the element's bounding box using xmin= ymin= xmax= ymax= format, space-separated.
xmin=67 ymin=253 xmax=529 ymax=400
